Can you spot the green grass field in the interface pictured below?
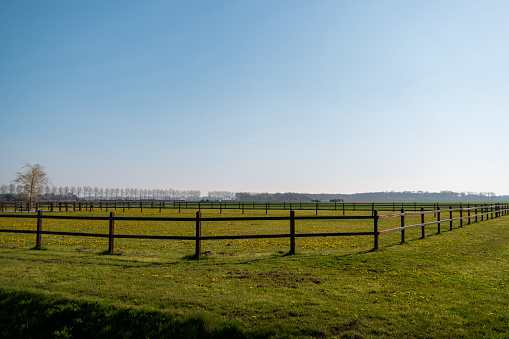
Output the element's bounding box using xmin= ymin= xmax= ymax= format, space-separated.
xmin=0 ymin=208 xmax=508 ymax=338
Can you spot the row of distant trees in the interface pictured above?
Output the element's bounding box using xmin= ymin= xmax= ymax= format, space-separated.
xmin=0 ymin=184 xmax=202 ymax=201
xmin=235 ymin=191 xmax=507 ymax=202
xmin=3 ymin=163 xmax=508 ymax=203
xmin=2 ymin=185 xmax=508 ymax=202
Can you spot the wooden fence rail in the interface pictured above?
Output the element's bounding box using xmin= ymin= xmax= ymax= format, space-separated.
xmin=2 ymin=200 xmax=507 ymax=214
xmin=0 ymin=204 xmax=507 ymax=256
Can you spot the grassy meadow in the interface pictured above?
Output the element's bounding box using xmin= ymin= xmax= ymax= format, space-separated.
xmin=0 ymin=208 xmax=508 ymax=338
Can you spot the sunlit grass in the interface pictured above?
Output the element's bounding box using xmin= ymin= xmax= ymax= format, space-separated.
xmin=0 ymin=208 xmax=495 ymax=257
xmin=0 ymin=208 xmax=508 ymax=338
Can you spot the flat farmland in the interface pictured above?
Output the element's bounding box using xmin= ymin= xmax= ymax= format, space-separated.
xmin=0 ymin=209 xmax=508 ymax=338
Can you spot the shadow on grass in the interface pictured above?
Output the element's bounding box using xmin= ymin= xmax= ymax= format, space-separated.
xmin=98 ymin=250 xmax=123 ymax=256
xmin=29 ymin=246 xmax=47 ymax=251
xmin=0 ymin=288 xmax=256 ymax=339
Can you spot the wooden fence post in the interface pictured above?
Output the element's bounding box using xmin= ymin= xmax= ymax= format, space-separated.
xmin=108 ymin=212 xmax=115 ymax=253
xmin=449 ymin=206 xmax=453 ymax=231
xmin=315 ymin=203 xmax=318 ymax=216
xmin=373 ymin=210 xmax=379 ymax=250
xmin=140 ymin=202 xmax=143 ymax=213
xmin=421 ymin=207 xmax=425 ymax=238
xmin=459 ymin=204 xmax=463 ymax=227
xmin=36 ymin=209 xmax=42 ymax=249
xmin=437 ymin=208 xmax=441 ymax=234
xmin=400 ymin=208 xmax=405 ymax=243
xmin=467 ymin=204 xmax=470 ymax=224
xmin=265 ymin=203 xmax=268 ymax=215
xmin=289 ymin=210 xmax=295 ymax=255
xmin=195 ymin=211 xmax=201 ymax=257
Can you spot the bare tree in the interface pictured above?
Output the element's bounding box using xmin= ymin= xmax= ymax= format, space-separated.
xmin=8 ymin=183 xmax=15 ymax=196
xmin=44 ymin=186 xmax=51 ymax=200
xmin=58 ymin=187 xmax=64 ymax=200
xmin=16 ymin=185 xmax=24 ymax=197
xmin=12 ymin=163 xmax=51 ymax=205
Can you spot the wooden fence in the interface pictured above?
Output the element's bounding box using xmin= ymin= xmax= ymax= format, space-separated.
xmin=0 ymin=204 xmax=507 ymax=256
xmin=1 ymin=200 xmax=504 ymax=215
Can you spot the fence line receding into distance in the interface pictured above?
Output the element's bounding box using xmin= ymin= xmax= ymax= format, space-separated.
xmin=0 ymin=203 xmax=507 ymax=256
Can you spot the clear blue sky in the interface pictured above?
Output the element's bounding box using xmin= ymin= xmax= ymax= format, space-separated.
xmin=1 ymin=1 xmax=508 ymax=195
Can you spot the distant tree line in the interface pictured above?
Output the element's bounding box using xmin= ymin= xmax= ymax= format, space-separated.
xmin=234 ymin=191 xmax=509 ymax=202
xmin=2 ymin=185 xmax=507 ymax=202
xmin=0 ymin=184 xmax=201 ymax=201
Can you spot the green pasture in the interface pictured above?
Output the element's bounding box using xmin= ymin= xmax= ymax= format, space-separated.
xmin=0 ymin=208 xmax=508 ymax=338
xmin=0 ymin=208 xmax=476 ymax=256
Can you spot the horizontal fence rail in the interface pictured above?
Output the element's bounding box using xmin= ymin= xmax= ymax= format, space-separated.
xmin=2 ymin=200 xmax=507 ymax=215
xmin=0 ymin=204 xmax=507 ymax=256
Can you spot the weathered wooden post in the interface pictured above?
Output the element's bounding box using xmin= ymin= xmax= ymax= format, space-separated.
xmin=459 ymin=204 xmax=463 ymax=227
xmin=467 ymin=204 xmax=470 ymax=224
xmin=195 ymin=211 xmax=201 ymax=257
xmin=373 ymin=210 xmax=379 ymax=250
xmin=401 ymin=208 xmax=405 ymax=243
xmin=289 ymin=210 xmax=295 ymax=255
xmin=36 ymin=209 xmax=42 ymax=249
xmin=437 ymin=207 xmax=441 ymax=234
xmin=421 ymin=207 xmax=425 ymax=238
xmin=449 ymin=206 xmax=453 ymax=231
xmin=108 ymin=212 xmax=115 ymax=253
